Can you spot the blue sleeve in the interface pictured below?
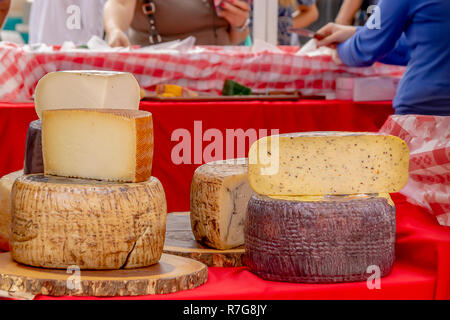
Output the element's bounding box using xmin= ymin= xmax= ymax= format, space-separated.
xmin=378 ymin=34 xmax=411 ymax=66
xmin=337 ymin=0 xmax=410 ymax=67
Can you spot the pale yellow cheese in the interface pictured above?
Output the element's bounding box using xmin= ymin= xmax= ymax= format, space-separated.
xmin=42 ymin=109 xmax=153 ymax=183
xmin=190 ymin=158 xmax=253 ymax=250
xmin=269 ymin=193 xmax=394 ymax=207
xmin=0 ymin=170 xmax=23 ymax=250
xmin=248 ymin=132 xmax=409 ymax=196
xmin=34 ymin=70 xmax=141 ymax=119
xmin=10 ymin=174 xmax=167 ymax=269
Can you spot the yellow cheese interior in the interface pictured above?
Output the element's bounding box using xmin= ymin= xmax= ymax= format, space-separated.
xmin=269 ymin=193 xmax=394 ymax=206
xmin=248 ymin=133 xmax=409 ymax=196
xmin=34 ymin=70 xmax=141 ymax=119
xmin=42 ymin=109 xmax=153 ymax=183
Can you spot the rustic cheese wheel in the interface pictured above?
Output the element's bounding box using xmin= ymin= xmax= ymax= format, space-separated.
xmin=0 ymin=171 xmax=23 ymax=251
xmin=10 ymin=174 xmax=167 ymax=270
xmin=23 ymin=120 xmax=44 ymax=175
xmin=190 ymin=158 xmax=254 ymax=250
xmin=244 ymin=193 xmax=396 ymax=283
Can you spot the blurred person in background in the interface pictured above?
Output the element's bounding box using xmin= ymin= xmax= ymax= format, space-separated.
xmin=29 ymin=0 xmax=106 ymax=45
xmin=104 ymin=0 xmax=251 ymax=47
xmin=278 ymin=0 xmax=318 ymax=45
xmin=335 ymin=0 xmax=379 ymax=25
xmin=317 ymin=0 xmax=450 ymax=116
xmin=0 ymin=0 xmax=10 ymax=30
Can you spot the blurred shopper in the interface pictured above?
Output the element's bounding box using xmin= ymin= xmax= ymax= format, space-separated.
xmin=278 ymin=0 xmax=318 ymax=45
xmin=29 ymin=0 xmax=106 ymax=45
xmin=104 ymin=0 xmax=250 ymax=47
xmin=335 ymin=0 xmax=379 ymax=26
xmin=0 ymin=0 xmax=10 ymax=30
xmin=318 ymin=0 xmax=450 ymax=115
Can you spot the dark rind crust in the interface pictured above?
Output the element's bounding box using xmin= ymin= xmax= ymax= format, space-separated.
xmin=244 ymin=194 xmax=396 ymax=283
xmin=23 ymin=120 xmax=44 ymax=174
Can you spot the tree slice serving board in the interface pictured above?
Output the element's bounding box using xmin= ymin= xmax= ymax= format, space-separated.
xmin=163 ymin=212 xmax=245 ymax=267
xmin=0 ymin=252 xmax=207 ymax=297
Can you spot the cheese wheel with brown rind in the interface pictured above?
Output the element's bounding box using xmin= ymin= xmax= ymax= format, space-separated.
xmin=0 ymin=171 xmax=23 ymax=251
xmin=10 ymin=174 xmax=167 ymax=270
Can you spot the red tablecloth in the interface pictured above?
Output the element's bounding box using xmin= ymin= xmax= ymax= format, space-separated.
xmin=29 ymin=194 xmax=450 ymax=300
xmin=1 ymin=100 xmax=449 ymax=300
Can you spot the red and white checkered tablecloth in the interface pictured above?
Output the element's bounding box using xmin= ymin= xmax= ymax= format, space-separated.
xmin=0 ymin=42 xmax=405 ymax=102
xmin=380 ymin=115 xmax=450 ymax=226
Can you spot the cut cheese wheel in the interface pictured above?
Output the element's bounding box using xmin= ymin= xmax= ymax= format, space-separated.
xmin=34 ymin=70 xmax=141 ymax=119
xmin=0 ymin=171 xmax=23 ymax=251
xmin=248 ymin=132 xmax=409 ymax=195
xmin=10 ymin=174 xmax=167 ymax=269
xmin=190 ymin=158 xmax=253 ymax=250
xmin=42 ymin=109 xmax=153 ymax=183
xmin=24 ymin=120 xmax=44 ymax=174
xmin=244 ymin=193 xmax=396 ymax=283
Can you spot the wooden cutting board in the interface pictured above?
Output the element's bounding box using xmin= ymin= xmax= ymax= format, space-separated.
xmin=163 ymin=212 xmax=245 ymax=267
xmin=0 ymin=252 xmax=207 ymax=298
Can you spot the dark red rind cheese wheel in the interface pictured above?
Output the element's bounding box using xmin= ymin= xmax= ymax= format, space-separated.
xmin=23 ymin=120 xmax=43 ymax=174
xmin=244 ymin=194 xmax=396 ymax=283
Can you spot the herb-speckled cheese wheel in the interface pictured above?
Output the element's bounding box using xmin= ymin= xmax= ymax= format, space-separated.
xmin=244 ymin=193 xmax=396 ymax=283
xmin=0 ymin=170 xmax=23 ymax=251
xmin=10 ymin=174 xmax=167 ymax=270
xmin=190 ymin=158 xmax=253 ymax=250
xmin=248 ymin=132 xmax=409 ymax=195
xmin=24 ymin=120 xmax=44 ymax=174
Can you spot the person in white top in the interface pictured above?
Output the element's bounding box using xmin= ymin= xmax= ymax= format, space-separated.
xmin=29 ymin=0 xmax=106 ymax=45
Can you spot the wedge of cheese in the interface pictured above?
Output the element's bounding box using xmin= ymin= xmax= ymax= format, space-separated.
xmin=248 ymin=132 xmax=409 ymax=195
xmin=0 ymin=170 xmax=23 ymax=251
xmin=34 ymin=70 xmax=141 ymax=119
xmin=190 ymin=158 xmax=253 ymax=250
xmin=42 ymin=109 xmax=153 ymax=183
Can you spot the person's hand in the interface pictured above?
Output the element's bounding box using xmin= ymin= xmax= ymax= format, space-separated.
xmin=107 ymin=28 xmax=131 ymax=47
xmin=316 ymin=23 xmax=357 ymax=48
xmin=219 ymin=0 xmax=250 ymax=29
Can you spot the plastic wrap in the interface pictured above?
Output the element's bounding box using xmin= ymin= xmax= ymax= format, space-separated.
xmin=380 ymin=115 xmax=450 ymax=226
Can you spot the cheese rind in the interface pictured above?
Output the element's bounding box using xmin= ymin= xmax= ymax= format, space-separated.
xmin=42 ymin=109 xmax=153 ymax=183
xmin=248 ymin=132 xmax=409 ymax=195
xmin=0 ymin=170 xmax=23 ymax=251
xmin=34 ymin=70 xmax=141 ymax=119
xmin=24 ymin=120 xmax=44 ymax=174
xmin=190 ymin=158 xmax=253 ymax=250
xmin=244 ymin=193 xmax=396 ymax=283
xmin=10 ymin=174 xmax=167 ymax=269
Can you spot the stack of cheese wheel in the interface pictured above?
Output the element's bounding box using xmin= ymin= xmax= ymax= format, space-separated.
xmin=7 ymin=71 xmax=168 ymax=270
xmin=245 ymin=132 xmax=410 ymax=283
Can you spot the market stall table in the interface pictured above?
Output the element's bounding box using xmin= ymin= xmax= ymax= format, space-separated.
xmin=0 ymin=99 xmax=448 ymax=300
